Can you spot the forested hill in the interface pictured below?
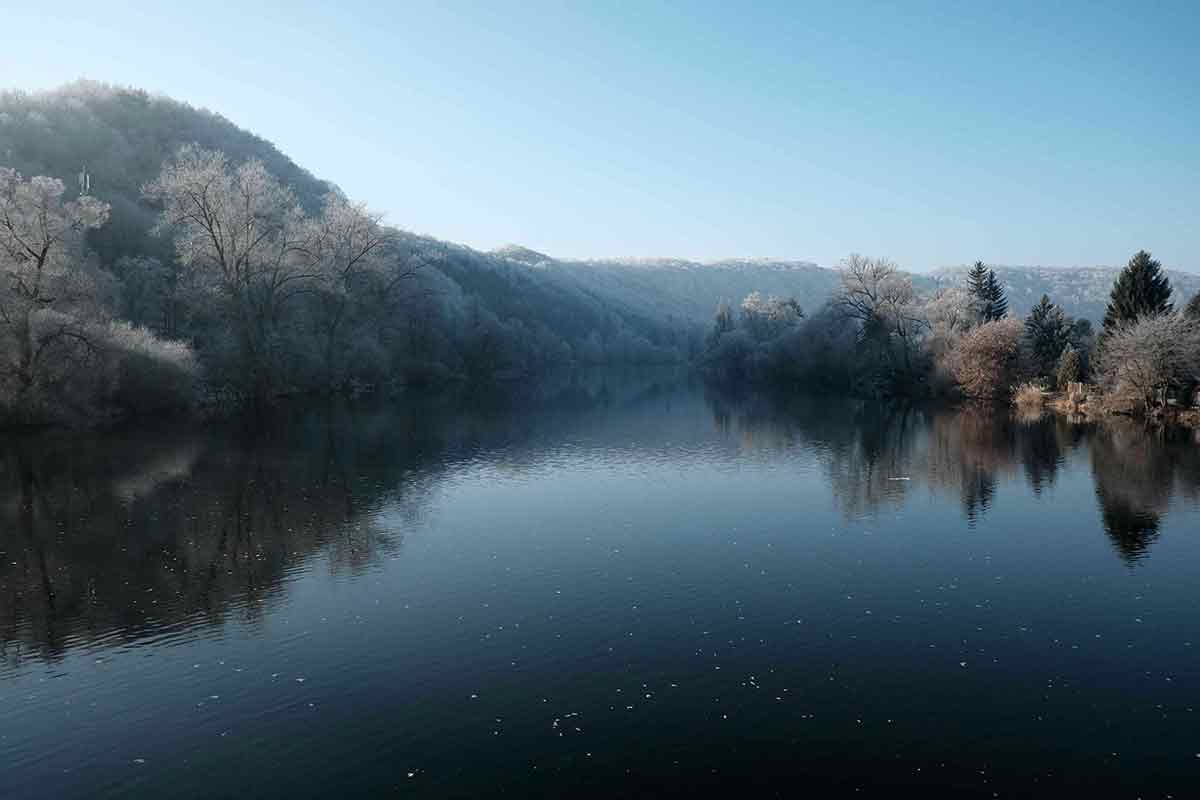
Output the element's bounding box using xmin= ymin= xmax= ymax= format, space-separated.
xmin=0 ymin=81 xmax=333 ymax=266
xmin=0 ymin=82 xmax=692 ymax=399
xmin=3 ymin=79 xmax=1196 ymax=409
xmin=506 ymin=253 xmax=839 ymax=326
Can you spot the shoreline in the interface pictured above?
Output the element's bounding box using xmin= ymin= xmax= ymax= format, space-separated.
xmin=1025 ymin=390 xmax=1200 ymax=429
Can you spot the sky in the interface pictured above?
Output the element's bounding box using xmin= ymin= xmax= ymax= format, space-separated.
xmin=4 ymin=1 xmax=1199 ymax=270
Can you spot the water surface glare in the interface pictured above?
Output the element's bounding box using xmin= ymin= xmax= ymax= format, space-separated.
xmin=3 ymin=374 xmax=1200 ymax=797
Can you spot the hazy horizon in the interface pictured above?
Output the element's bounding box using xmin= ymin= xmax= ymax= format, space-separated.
xmin=6 ymin=2 xmax=1199 ymax=271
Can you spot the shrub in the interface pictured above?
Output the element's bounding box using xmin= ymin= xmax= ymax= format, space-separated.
xmin=947 ymin=318 xmax=1024 ymax=400
xmin=103 ymin=321 xmax=198 ymax=416
xmin=1012 ymin=381 xmax=1047 ymax=408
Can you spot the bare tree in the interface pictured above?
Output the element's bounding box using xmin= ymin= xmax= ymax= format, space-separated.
xmin=0 ymin=168 xmax=110 ymax=413
xmin=947 ymin=318 xmax=1023 ymax=400
xmin=304 ymin=194 xmax=393 ymax=388
xmin=1100 ymin=314 xmax=1200 ymax=411
xmin=835 ymin=254 xmax=926 ymax=381
xmin=144 ymin=147 xmax=316 ymax=401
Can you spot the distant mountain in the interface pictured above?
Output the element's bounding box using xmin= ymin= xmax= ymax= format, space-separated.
xmin=492 ymin=250 xmax=838 ymax=324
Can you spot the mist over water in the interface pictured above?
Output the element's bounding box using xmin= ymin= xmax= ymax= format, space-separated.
xmin=4 ymin=370 xmax=1200 ymax=798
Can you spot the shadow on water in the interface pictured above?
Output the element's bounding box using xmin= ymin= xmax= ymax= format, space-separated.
xmin=4 ymin=370 xmax=1200 ymax=669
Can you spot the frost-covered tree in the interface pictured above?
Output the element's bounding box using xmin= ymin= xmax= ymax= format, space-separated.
xmin=738 ymin=291 xmax=802 ymax=341
xmin=0 ymin=168 xmax=110 ymax=414
xmin=947 ymin=318 xmax=1023 ymax=400
xmin=144 ymin=146 xmax=317 ymax=401
xmin=836 ymin=254 xmax=926 ymax=386
xmin=1100 ymin=313 xmax=1200 ymax=410
xmin=302 ymin=194 xmax=400 ymax=389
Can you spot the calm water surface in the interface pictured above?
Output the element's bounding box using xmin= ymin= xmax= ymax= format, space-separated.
xmin=4 ymin=372 xmax=1200 ymax=798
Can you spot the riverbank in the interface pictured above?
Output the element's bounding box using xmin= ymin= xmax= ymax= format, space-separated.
xmin=1018 ymin=387 xmax=1200 ymax=429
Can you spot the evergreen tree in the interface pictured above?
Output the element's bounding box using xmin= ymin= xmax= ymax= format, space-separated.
xmin=1056 ymin=345 xmax=1082 ymax=390
xmin=1024 ymin=294 xmax=1070 ymax=378
xmin=966 ymin=261 xmax=989 ymax=304
xmin=984 ymin=270 xmax=1008 ymax=320
xmin=965 ymin=261 xmax=1007 ymax=322
xmin=1186 ymin=292 xmax=1200 ymax=320
xmin=1102 ymin=250 xmax=1173 ymax=334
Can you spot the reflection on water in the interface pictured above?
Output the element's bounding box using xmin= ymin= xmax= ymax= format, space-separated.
xmin=6 ymin=376 xmax=1200 ymax=663
xmin=4 ymin=371 xmax=1200 ymax=797
xmin=706 ymin=387 xmax=1200 ymax=558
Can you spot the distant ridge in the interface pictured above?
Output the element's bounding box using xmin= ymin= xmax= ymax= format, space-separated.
xmin=491 ymin=244 xmax=552 ymax=265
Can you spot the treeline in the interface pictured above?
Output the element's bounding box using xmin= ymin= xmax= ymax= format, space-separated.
xmin=703 ymin=250 xmax=1200 ymax=416
xmin=0 ymin=154 xmax=687 ymax=424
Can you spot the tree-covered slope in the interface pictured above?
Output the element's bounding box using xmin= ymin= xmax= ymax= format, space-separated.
xmin=0 ymin=80 xmax=333 ymax=265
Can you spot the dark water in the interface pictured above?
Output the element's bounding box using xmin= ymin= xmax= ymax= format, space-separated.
xmin=4 ymin=372 xmax=1200 ymax=798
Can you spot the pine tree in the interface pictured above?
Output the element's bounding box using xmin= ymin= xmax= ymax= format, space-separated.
xmin=1102 ymin=250 xmax=1173 ymax=334
xmin=984 ymin=270 xmax=1008 ymax=321
xmin=1186 ymin=292 xmax=1200 ymax=320
xmin=965 ymin=261 xmax=1007 ymax=322
xmin=966 ymin=261 xmax=989 ymax=301
xmin=1024 ymin=294 xmax=1070 ymax=378
xmin=1056 ymin=345 xmax=1082 ymax=390
xmin=966 ymin=261 xmax=990 ymax=320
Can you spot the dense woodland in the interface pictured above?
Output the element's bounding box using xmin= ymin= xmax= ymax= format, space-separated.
xmin=2 ymin=81 xmax=1199 ymax=425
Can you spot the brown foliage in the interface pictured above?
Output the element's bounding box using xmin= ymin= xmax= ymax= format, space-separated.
xmin=947 ymin=318 xmax=1023 ymax=400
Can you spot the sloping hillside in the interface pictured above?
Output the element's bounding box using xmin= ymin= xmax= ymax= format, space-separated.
xmin=0 ymin=80 xmax=333 ymax=265
xmin=0 ymin=82 xmax=691 ymax=381
xmin=544 ymin=257 xmax=838 ymax=325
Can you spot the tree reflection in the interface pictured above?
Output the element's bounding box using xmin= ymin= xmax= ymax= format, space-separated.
xmin=6 ymin=376 xmax=1200 ymax=668
xmin=1088 ymin=424 xmax=1175 ymax=565
xmin=0 ymin=369 xmax=695 ymax=668
xmin=703 ymin=387 xmax=1200 ymax=563
xmin=0 ymin=414 xmax=414 ymax=668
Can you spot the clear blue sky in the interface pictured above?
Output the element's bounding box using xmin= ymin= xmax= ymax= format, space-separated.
xmin=5 ymin=1 xmax=1199 ymax=270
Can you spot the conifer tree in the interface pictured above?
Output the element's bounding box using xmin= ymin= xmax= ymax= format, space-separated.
xmin=965 ymin=261 xmax=1007 ymax=322
xmin=1186 ymin=292 xmax=1200 ymax=320
xmin=984 ymin=269 xmax=1008 ymax=320
xmin=1056 ymin=345 xmax=1082 ymax=390
xmin=1024 ymin=294 xmax=1070 ymax=378
xmin=1102 ymin=250 xmax=1173 ymax=335
xmin=966 ymin=261 xmax=989 ymax=306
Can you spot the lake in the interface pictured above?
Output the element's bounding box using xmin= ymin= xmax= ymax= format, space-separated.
xmin=3 ymin=370 xmax=1200 ymax=798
